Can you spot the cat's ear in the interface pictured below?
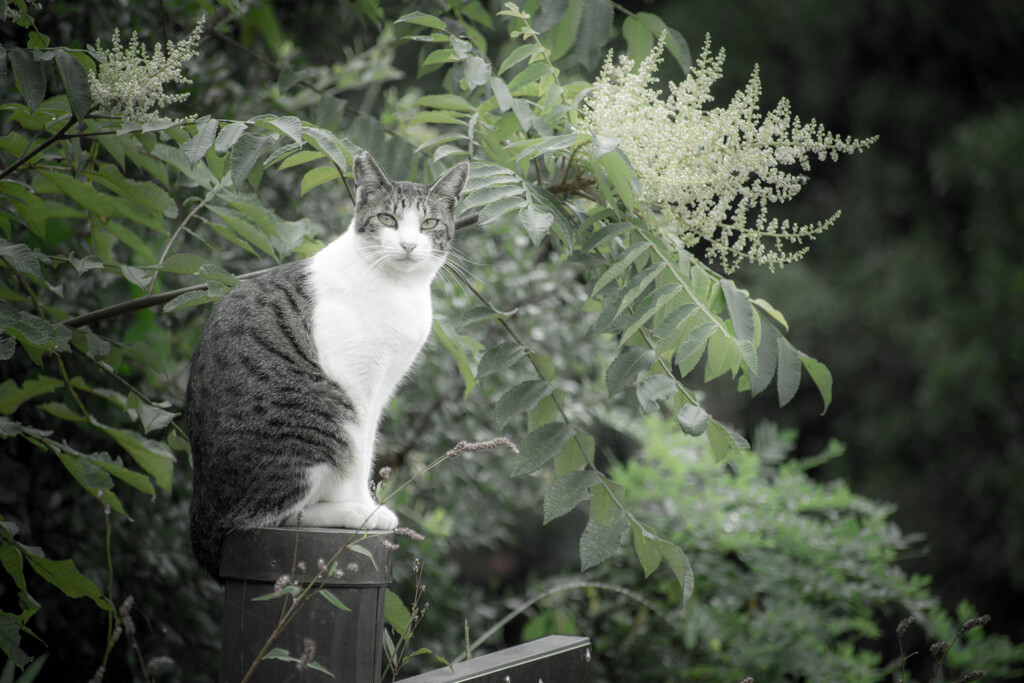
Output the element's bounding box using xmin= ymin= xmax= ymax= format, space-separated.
xmin=429 ymin=161 xmax=469 ymax=200
xmin=353 ymin=153 xmax=392 ymax=202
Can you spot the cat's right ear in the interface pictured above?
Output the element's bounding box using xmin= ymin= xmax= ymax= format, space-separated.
xmin=353 ymin=153 xmax=392 ymax=203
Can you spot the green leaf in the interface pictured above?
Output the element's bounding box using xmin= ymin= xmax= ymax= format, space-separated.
xmin=464 ymin=55 xmax=491 ymax=89
xmin=677 ymin=404 xmax=711 ymax=437
xmin=706 ymin=419 xmax=747 ymax=463
xmin=476 ymin=342 xmax=527 ymax=379
xmin=0 ymin=241 xmax=48 ymax=278
xmin=630 ymin=521 xmax=662 ymax=577
xmin=494 ymin=380 xmax=552 ymax=429
xmin=384 ymin=588 xmax=412 ymax=633
xmin=459 ymin=183 xmax=523 ymax=210
xmin=300 ymin=165 xmax=341 ymax=196
xmin=300 ymin=127 xmax=354 ymax=174
xmin=137 ymin=403 xmax=177 ymax=434
xmin=579 ymin=513 xmax=627 ymax=571
xmin=0 ymin=336 xmax=14 ymax=361
xmin=606 ymin=348 xmax=653 ymax=396
xmin=417 ymin=94 xmax=476 ymax=113
xmin=518 ymin=200 xmax=554 ymax=246
xmin=634 ymin=12 xmax=691 ymax=71
xmin=54 ymin=49 xmax=92 ymax=121
xmin=319 ymin=589 xmax=350 ymax=612
xmin=515 ymin=133 xmax=580 ymax=165
xmin=674 ymin=321 xmax=716 ymax=372
xmin=395 ymin=11 xmax=446 ymax=31
xmin=751 ymin=321 xmax=779 ymax=397
xmin=159 ymin=253 xmax=210 ymax=274
xmin=576 ymin=0 xmax=613 ymax=71
xmin=183 ymin=117 xmax=219 ymax=167
xmin=513 ymin=423 xmax=574 ymax=477
xmin=655 ymin=538 xmax=695 ymax=603
xmin=230 ymin=128 xmax=275 ymax=190
xmin=588 ymin=479 xmax=625 ymax=526
xmin=543 ymin=470 xmax=600 ymax=524
xmin=265 ymin=115 xmax=303 ymax=144
xmin=636 ymin=374 xmax=676 ymax=413
xmin=162 ymin=289 xmax=220 ymax=314
xmin=498 ymin=44 xmax=544 ymax=75
xmin=589 ymin=243 xmax=649 ymax=299
xmin=0 ymin=377 xmax=63 ymax=415
xmin=23 ymin=553 xmax=110 ymax=611
xmin=619 ymin=283 xmax=680 ymax=344
xmin=0 ymin=301 xmax=73 ymax=360
xmin=432 ymin=317 xmax=476 ymax=399
xmin=721 ymin=279 xmax=755 ymax=342
xmin=490 ymin=76 xmax=513 ymax=112
xmin=39 ymin=171 xmax=116 ymax=217
xmin=348 ymin=543 xmax=379 ymax=570
xmin=8 ymin=49 xmax=45 ymax=110
xmin=97 ymin=424 xmax=175 ymax=491
xmin=215 ymin=121 xmax=248 ymax=154
xmin=800 ymin=352 xmax=833 ymax=414
xmin=777 ymin=336 xmax=802 ymax=407
xmin=477 ymin=195 xmax=526 ymax=225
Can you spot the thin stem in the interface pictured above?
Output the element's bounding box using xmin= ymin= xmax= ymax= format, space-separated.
xmin=146 ymin=178 xmax=229 ymax=296
xmin=0 ymin=115 xmax=78 ymax=181
xmin=453 ymin=580 xmax=666 ymax=663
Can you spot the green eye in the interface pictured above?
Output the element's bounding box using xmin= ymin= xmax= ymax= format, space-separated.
xmin=377 ymin=213 xmax=397 ymax=227
xmin=421 ymin=218 xmax=439 ymax=231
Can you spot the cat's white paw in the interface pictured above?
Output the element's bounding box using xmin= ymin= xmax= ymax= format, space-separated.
xmin=286 ymin=501 xmax=398 ymax=530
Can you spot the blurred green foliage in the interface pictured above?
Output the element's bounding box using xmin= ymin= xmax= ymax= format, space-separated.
xmin=1 ymin=0 xmax=1022 ymax=681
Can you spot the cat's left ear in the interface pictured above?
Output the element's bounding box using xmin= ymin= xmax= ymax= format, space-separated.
xmin=353 ymin=153 xmax=393 ymax=204
xmin=429 ymin=161 xmax=469 ymax=200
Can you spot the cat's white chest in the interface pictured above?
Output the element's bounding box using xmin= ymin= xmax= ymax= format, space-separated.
xmin=307 ymin=232 xmax=434 ymax=419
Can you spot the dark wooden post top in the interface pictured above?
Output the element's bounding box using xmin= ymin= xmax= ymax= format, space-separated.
xmin=218 ymin=527 xmax=394 ymax=682
xmin=220 ymin=526 xmax=394 ymax=585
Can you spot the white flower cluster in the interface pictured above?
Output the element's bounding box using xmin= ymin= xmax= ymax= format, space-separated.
xmin=87 ymin=21 xmax=204 ymax=123
xmin=581 ymin=35 xmax=876 ymax=271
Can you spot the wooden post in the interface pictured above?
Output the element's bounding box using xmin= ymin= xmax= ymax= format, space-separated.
xmin=218 ymin=527 xmax=394 ymax=682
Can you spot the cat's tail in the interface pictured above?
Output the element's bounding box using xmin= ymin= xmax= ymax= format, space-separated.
xmin=189 ymin=502 xmax=226 ymax=582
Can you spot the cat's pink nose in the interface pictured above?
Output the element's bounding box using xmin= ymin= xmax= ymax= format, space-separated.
xmin=400 ymin=242 xmax=416 ymax=255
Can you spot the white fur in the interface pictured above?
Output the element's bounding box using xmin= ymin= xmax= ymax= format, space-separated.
xmin=287 ymin=208 xmax=444 ymax=530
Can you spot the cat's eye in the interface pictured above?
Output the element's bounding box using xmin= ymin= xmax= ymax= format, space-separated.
xmin=377 ymin=213 xmax=397 ymax=227
xmin=421 ymin=218 xmax=439 ymax=231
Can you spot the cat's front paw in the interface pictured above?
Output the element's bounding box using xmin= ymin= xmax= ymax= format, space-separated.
xmin=288 ymin=501 xmax=398 ymax=531
xmin=363 ymin=504 xmax=399 ymax=531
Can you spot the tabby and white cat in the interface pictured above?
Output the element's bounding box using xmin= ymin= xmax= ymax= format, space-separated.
xmin=186 ymin=153 xmax=468 ymax=579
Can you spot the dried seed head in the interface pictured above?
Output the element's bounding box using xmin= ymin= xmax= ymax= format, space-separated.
xmin=957 ymin=670 xmax=986 ymax=682
xmin=962 ymin=615 xmax=991 ymax=632
xmin=396 ymin=527 xmax=426 ymax=541
xmin=378 ymin=466 xmax=392 ymax=481
xmin=930 ymin=641 xmax=950 ymax=657
xmin=145 ymin=656 xmax=175 ymax=672
xmin=297 ymin=638 xmax=315 ymax=671
xmin=296 ymin=560 xmax=306 ymax=573
xmin=382 ymin=539 xmax=400 ymax=551
xmin=739 ymin=678 xmax=754 ymax=683
xmin=346 ymin=562 xmax=359 ymax=572
xmin=273 ymin=574 xmax=290 ymax=598
xmin=317 ymin=558 xmax=328 ymax=574
xmin=896 ymin=615 xmax=915 ymax=637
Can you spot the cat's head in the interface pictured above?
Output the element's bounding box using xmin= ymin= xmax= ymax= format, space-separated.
xmin=350 ymin=153 xmax=468 ymax=277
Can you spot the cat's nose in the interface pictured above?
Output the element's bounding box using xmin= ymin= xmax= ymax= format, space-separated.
xmin=399 ymin=242 xmax=416 ymax=255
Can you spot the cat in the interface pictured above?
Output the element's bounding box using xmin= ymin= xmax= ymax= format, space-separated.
xmin=186 ymin=152 xmax=468 ymax=579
